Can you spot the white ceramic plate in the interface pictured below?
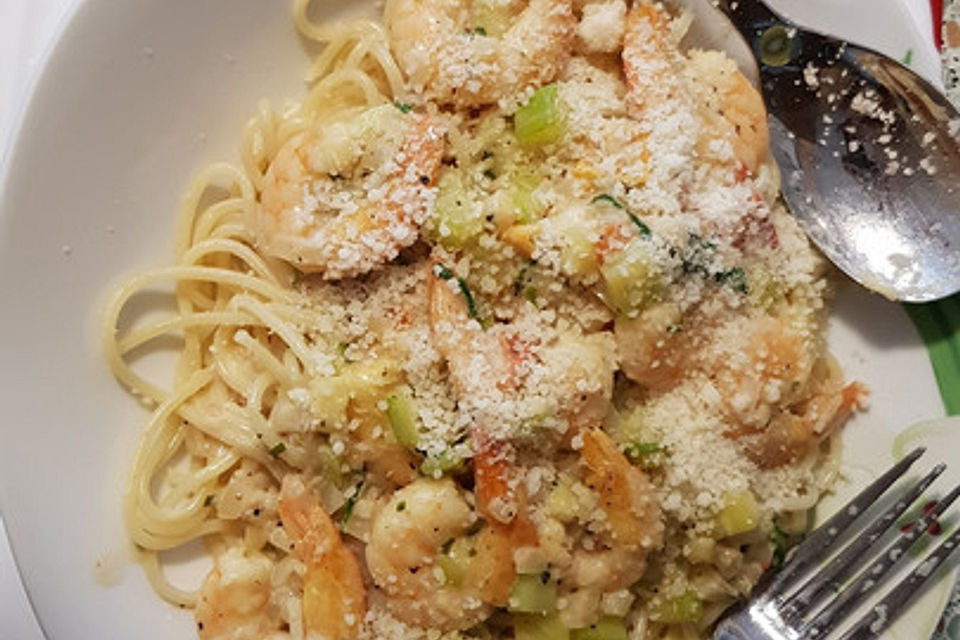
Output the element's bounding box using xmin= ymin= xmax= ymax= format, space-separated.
xmin=0 ymin=1 xmax=954 ymax=638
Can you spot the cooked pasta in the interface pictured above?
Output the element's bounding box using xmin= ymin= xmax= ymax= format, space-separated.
xmin=102 ymin=1 xmax=865 ymax=638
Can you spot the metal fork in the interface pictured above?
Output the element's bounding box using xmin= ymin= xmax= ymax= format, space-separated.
xmin=714 ymin=447 xmax=960 ymax=639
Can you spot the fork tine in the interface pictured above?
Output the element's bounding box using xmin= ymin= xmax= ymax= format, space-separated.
xmin=762 ymin=447 xmax=926 ymax=598
xmin=837 ymin=519 xmax=960 ymax=640
xmin=780 ymin=463 xmax=947 ymax=621
xmin=803 ymin=483 xmax=960 ymax=638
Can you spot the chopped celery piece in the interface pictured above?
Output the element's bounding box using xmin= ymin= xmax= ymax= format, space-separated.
xmin=546 ymin=482 xmax=579 ymax=521
xmin=514 ymin=85 xmax=565 ymax=147
xmin=511 ymin=170 xmax=545 ymax=223
xmin=651 ymin=590 xmax=703 ymax=624
xmin=513 ymin=613 xmax=570 ymax=640
xmin=438 ymin=537 xmax=473 ymax=587
xmin=570 ymin=617 xmax=628 ymax=640
xmin=560 ymin=225 xmax=598 ymax=277
xmin=717 ymin=490 xmax=760 ymax=537
xmin=600 ymin=243 xmax=662 ymax=315
xmin=385 ymin=394 xmax=420 ymax=450
xmin=420 ymin=449 xmax=464 ymax=477
xmin=468 ymin=0 xmax=510 ymax=37
xmin=432 ymin=170 xmax=483 ymax=248
xmin=508 ymin=574 xmax=557 ymax=614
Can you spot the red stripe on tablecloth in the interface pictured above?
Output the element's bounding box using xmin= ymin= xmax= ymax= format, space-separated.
xmin=932 ymin=0 xmax=944 ymax=49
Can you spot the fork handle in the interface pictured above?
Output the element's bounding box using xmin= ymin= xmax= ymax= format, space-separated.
xmin=712 ymin=615 xmax=766 ymax=640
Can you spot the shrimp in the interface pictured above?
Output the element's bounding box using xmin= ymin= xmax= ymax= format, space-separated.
xmin=364 ymin=477 xmax=496 ymax=630
xmin=255 ymin=103 xmax=444 ymax=279
xmin=540 ymin=428 xmax=663 ymax=629
xmin=731 ymin=357 xmax=866 ymax=469
xmin=427 ymin=268 xmax=615 ymax=520
xmin=383 ymin=0 xmax=575 ymax=107
xmin=195 ymin=547 xmax=277 ymax=640
xmin=622 ymin=2 xmax=685 ymax=119
xmin=277 ymin=474 xmax=366 ymax=640
xmin=614 ymin=302 xmax=688 ymax=392
xmin=685 ymin=49 xmax=770 ymax=174
xmin=623 ymin=3 xmax=769 ymax=174
xmin=579 ymin=428 xmax=664 ymax=553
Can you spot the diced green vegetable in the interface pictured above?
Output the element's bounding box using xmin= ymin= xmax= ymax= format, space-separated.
xmin=513 ymin=613 xmax=570 ymax=640
xmin=650 ymin=590 xmax=703 ymax=624
xmin=420 ymin=449 xmax=464 ymax=477
xmin=569 ymin=617 xmax=628 ymax=640
xmin=515 ymin=85 xmax=565 ymax=147
xmin=432 ymin=170 xmax=483 ymax=248
xmin=385 ymin=394 xmax=420 ymax=450
xmin=717 ymin=490 xmax=760 ymax=537
xmin=393 ymin=100 xmax=412 ymax=113
xmin=438 ymin=537 xmax=473 ymax=586
xmin=268 ymin=442 xmax=286 ymax=457
xmin=748 ymin=269 xmax=783 ymax=309
xmin=600 ymin=243 xmax=662 ymax=315
xmin=508 ymin=574 xmax=558 ymax=614
xmin=511 ymin=170 xmax=545 ymax=223
xmin=560 ymin=225 xmax=598 ymax=277
xmin=468 ymin=0 xmax=510 ymax=37
xmin=546 ymin=482 xmax=579 ymax=521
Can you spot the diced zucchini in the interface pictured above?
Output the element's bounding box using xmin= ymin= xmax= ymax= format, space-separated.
xmin=569 ymin=617 xmax=628 ymax=640
xmin=385 ymin=393 xmax=420 ymax=450
xmin=508 ymin=574 xmax=558 ymax=614
xmin=420 ymin=449 xmax=464 ymax=477
xmin=560 ymin=225 xmax=598 ymax=278
xmin=515 ymin=85 xmax=565 ymax=147
xmin=468 ymin=0 xmax=510 ymax=37
xmin=511 ymin=170 xmax=546 ymax=223
xmin=650 ymin=590 xmax=703 ymax=624
xmin=546 ymin=482 xmax=579 ymax=522
xmin=438 ymin=537 xmax=473 ymax=587
xmin=432 ymin=170 xmax=483 ymax=248
xmin=717 ymin=490 xmax=760 ymax=537
xmin=600 ymin=242 xmax=662 ymax=315
xmin=513 ymin=613 xmax=570 ymax=640
xmin=748 ymin=268 xmax=783 ymax=309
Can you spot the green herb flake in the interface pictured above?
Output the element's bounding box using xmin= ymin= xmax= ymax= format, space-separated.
xmin=902 ymin=48 xmax=913 ymax=65
xmin=591 ymin=194 xmax=624 ymax=209
xmin=627 ymin=212 xmax=652 ymax=238
xmin=714 ymin=267 xmax=749 ymax=294
xmin=435 ymin=264 xmax=481 ymax=322
xmin=770 ymin=522 xmax=787 ymax=569
xmin=393 ymin=100 xmax=412 ymax=114
xmin=203 ymin=495 xmax=215 ymax=507
xmin=268 ymin=442 xmax=286 ymax=457
xmin=625 ymin=442 xmax=663 ymax=459
xmin=592 ymin=194 xmax=651 ymax=238
xmin=396 ymin=501 xmax=407 ymax=512
xmin=483 ymin=169 xmax=497 ymax=180
xmin=340 ymin=480 xmax=364 ymax=525
xmin=473 ymin=26 xmax=487 ymax=35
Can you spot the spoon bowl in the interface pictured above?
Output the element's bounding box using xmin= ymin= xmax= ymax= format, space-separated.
xmin=710 ymin=0 xmax=960 ymax=302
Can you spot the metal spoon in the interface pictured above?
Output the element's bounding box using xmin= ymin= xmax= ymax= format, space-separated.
xmin=702 ymin=0 xmax=960 ymax=302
